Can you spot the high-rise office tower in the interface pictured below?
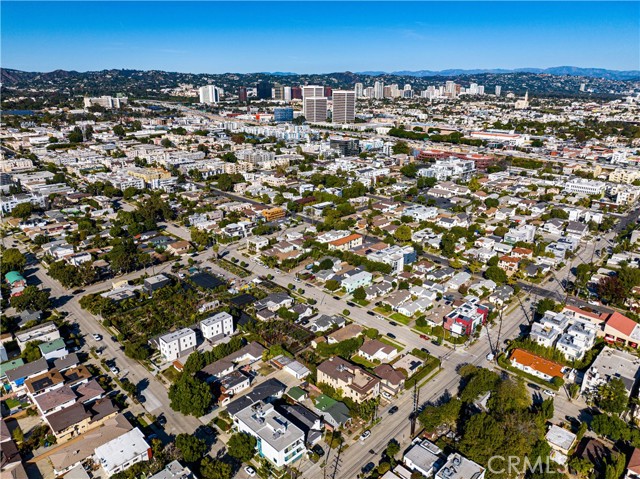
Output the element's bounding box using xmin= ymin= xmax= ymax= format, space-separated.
xmin=302 ymin=85 xmax=324 ymax=99
xmin=303 ymin=97 xmax=328 ymax=122
xmin=284 ymin=86 xmax=292 ymax=102
xmin=495 ymin=85 xmax=502 ymax=97
xmin=273 ymin=83 xmax=285 ymax=101
xmin=354 ymin=82 xmax=364 ymax=98
xmin=364 ymin=86 xmax=374 ymax=98
xmin=198 ymin=85 xmax=219 ymax=104
xmin=291 ymin=86 xmax=302 ymax=100
xmin=238 ymin=87 xmax=248 ymax=103
xmin=445 ymin=81 xmax=456 ymax=96
xmin=478 ymin=85 xmax=485 ymax=95
xmin=332 ymin=90 xmax=356 ymax=123
xmin=374 ymin=81 xmax=384 ymax=99
xmin=257 ymin=80 xmax=272 ymax=100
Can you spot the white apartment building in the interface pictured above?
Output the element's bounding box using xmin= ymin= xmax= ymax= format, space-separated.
xmin=199 ymin=85 xmax=220 ymax=104
xmin=94 ymin=428 xmax=150 ymax=477
xmin=530 ymin=311 xmax=596 ymax=361
xmin=563 ymin=178 xmax=606 ymax=196
xmin=417 ymin=158 xmax=476 ymax=182
xmin=200 ymin=312 xmax=234 ymax=342
xmin=83 ymin=96 xmax=128 ymax=109
xmin=435 ymin=453 xmax=485 ymax=479
xmin=332 ymin=90 xmax=356 ymax=123
xmin=232 ymin=402 xmax=306 ymax=467
xmin=504 ymin=224 xmax=537 ymax=244
xmin=0 ymin=193 xmax=47 ymax=214
xmin=158 ymin=328 xmax=197 ymax=362
xmin=402 ymin=205 xmax=438 ymax=221
xmin=581 ymin=347 xmax=640 ymax=396
xmin=367 ymin=245 xmax=416 ymax=274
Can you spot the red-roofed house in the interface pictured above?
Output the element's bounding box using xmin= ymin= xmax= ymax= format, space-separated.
xmin=562 ymin=305 xmax=608 ymax=326
xmin=626 ymin=447 xmax=640 ymax=479
xmin=328 ymin=234 xmax=363 ymax=252
xmin=604 ymin=312 xmax=640 ymax=348
xmin=509 ymin=349 xmax=565 ymax=382
xmin=498 ymin=256 xmax=520 ymax=276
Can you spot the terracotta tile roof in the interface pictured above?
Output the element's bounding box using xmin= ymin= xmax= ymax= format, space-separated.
xmin=510 ymin=348 xmax=564 ymax=378
xmin=606 ymin=311 xmax=638 ymax=336
xmin=329 ymin=234 xmax=362 ymax=247
xmin=627 ymin=447 xmax=640 ymax=474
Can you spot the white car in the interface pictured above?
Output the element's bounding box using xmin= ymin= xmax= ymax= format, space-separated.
xmin=381 ymin=391 xmax=392 ymax=400
xmin=543 ymin=389 xmax=556 ymax=397
xmin=110 ymin=366 xmax=120 ymax=375
xmin=92 ymin=334 xmax=102 ymax=341
xmin=244 ymin=466 xmax=256 ymax=477
xmin=360 ymin=430 xmax=371 ymax=441
xmin=486 ymin=353 xmax=495 ymax=361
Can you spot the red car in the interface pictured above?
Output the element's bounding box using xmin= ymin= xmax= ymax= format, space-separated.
xmin=420 ymin=334 xmax=429 ymax=341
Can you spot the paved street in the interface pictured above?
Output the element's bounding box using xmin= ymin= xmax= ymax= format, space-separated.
xmin=2 ymin=204 xmax=604 ymax=478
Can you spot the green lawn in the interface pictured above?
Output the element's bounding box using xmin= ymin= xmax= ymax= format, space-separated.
xmin=373 ymin=307 xmax=390 ymax=316
xmin=354 ymin=299 xmax=370 ymax=307
xmin=161 ymin=366 xmax=181 ymax=383
xmin=390 ymin=313 xmax=412 ymax=325
xmin=379 ymin=336 xmax=404 ymax=351
xmin=350 ymin=354 xmax=379 ymax=370
xmin=4 ymin=398 xmax=21 ymax=409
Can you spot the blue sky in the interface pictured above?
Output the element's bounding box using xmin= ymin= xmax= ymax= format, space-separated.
xmin=2 ymin=2 xmax=639 ymax=73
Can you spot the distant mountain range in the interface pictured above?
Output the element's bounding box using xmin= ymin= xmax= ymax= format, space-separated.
xmin=357 ymin=67 xmax=640 ymax=81
xmin=1 ymin=66 xmax=637 ymax=102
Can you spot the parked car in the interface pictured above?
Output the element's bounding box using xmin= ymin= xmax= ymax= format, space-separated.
xmin=367 ymin=311 xmax=375 ymax=316
xmin=109 ymin=366 xmax=119 ymax=375
xmin=332 ymin=296 xmax=340 ymax=300
xmin=381 ymin=391 xmax=392 ymax=400
xmin=386 ymin=332 xmax=396 ymax=339
xmin=360 ymin=430 xmax=371 ymax=441
xmin=312 ymin=445 xmax=325 ymax=457
xmin=420 ymin=347 xmax=430 ymax=355
xmin=543 ymin=389 xmax=556 ymax=397
xmin=389 ymin=321 xmax=398 ymax=327
xmin=389 ymin=406 xmax=399 ymax=415
xmin=157 ymin=415 xmax=167 ymax=426
xmin=347 ymin=301 xmax=355 ymax=307
xmin=420 ymin=334 xmax=429 ymax=341
xmin=362 ymin=462 xmax=375 ymax=474
xmin=244 ymin=466 xmax=256 ymax=477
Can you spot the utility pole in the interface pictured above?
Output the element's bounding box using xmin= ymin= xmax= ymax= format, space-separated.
xmin=330 ymin=439 xmax=343 ymax=479
xmin=410 ymin=379 xmax=419 ymax=436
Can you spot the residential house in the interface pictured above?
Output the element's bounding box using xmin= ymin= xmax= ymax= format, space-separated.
xmin=94 ymin=427 xmax=151 ymax=477
xmin=509 ymin=349 xmax=565 ymax=382
xmin=232 ymin=401 xmax=306 ymax=467
xmin=358 ymin=340 xmax=397 ymax=362
xmin=200 ymin=312 xmax=234 ymax=342
xmin=158 ymin=328 xmax=197 ymax=362
xmin=581 ymin=347 xmax=640 ymax=397
xmin=373 ymin=364 xmax=405 ymax=396
xmin=317 ymin=357 xmax=380 ymax=403
xmin=403 ymin=439 xmax=443 ymax=478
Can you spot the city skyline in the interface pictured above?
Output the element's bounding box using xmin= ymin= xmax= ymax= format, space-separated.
xmin=2 ymin=1 xmax=639 ymax=73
